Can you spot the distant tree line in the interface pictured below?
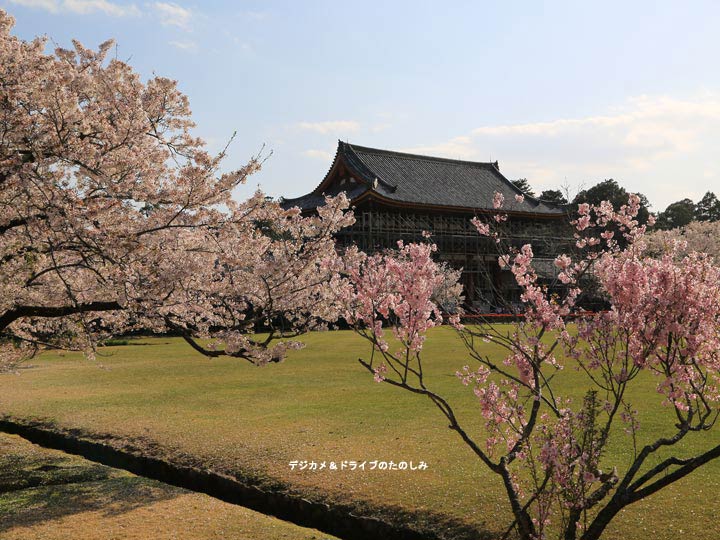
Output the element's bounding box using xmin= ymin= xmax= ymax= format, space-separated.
xmin=653 ymin=191 xmax=720 ymax=229
xmin=510 ymin=178 xmax=719 ymax=230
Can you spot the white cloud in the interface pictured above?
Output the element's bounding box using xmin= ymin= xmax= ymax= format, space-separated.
xmin=152 ymin=1 xmax=191 ymax=28
xmin=402 ymin=136 xmax=478 ymax=160
xmin=296 ymin=120 xmax=360 ymax=134
xmin=404 ymin=94 xmax=720 ymax=210
xmin=469 ymin=95 xmax=720 ymax=158
xmin=8 ymin=0 xmax=139 ymax=15
xmin=302 ymin=149 xmax=333 ymax=160
xmin=7 ymin=0 xmax=60 ymax=12
xmin=64 ymin=0 xmax=139 ymax=15
xmin=168 ymin=39 xmax=196 ymax=51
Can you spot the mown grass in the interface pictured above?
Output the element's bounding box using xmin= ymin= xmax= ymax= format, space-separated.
xmin=0 ymin=432 xmax=338 ymax=540
xmin=1 ymin=328 xmax=719 ymax=539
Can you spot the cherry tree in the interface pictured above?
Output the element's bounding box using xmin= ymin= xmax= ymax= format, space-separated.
xmin=0 ymin=10 xmax=351 ymax=370
xmin=343 ymin=193 xmax=720 ymax=539
xmin=646 ymin=220 xmax=720 ymax=262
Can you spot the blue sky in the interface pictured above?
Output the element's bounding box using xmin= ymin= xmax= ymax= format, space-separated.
xmin=2 ymin=0 xmax=720 ymax=210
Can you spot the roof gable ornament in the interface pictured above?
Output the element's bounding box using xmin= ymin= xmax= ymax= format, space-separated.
xmin=372 ymin=177 xmax=378 ymax=189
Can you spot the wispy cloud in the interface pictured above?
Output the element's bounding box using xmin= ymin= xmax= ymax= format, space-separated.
xmin=168 ymin=39 xmax=196 ymax=51
xmin=402 ymin=94 xmax=720 ymax=209
xmin=7 ymin=0 xmax=60 ymax=12
xmin=470 ymin=96 xmax=720 ymax=140
xmin=64 ymin=0 xmax=138 ymax=16
xmin=151 ymin=2 xmax=193 ymax=30
xmin=152 ymin=1 xmax=190 ymax=29
xmin=8 ymin=0 xmax=140 ymax=16
xmin=402 ymin=136 xmax=477 ymax=160
xmin=296 ymin=120 xmax=360 ymax=134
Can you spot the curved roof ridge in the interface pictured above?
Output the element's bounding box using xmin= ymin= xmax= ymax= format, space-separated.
xmin=348 ymin=142 xmax=499 ymax=169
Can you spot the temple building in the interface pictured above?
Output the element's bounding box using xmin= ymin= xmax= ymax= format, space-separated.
xmin=282 ymin=141 xmax=571 ymax=311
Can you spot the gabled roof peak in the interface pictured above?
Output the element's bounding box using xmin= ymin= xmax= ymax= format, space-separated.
xmin=339 ymin=140 xmax=501 ymax=171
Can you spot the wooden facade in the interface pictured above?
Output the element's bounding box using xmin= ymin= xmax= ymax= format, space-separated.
xmin=282 ymin=142 xmax=572 ymax=311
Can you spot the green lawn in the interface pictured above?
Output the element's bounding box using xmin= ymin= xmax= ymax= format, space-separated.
xmin=1 ymin=327 xmax=718 ymax=539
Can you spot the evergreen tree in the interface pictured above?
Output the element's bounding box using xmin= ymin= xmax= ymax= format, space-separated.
xmin=539 ymin=189 xmax=568 ymax=204
xmin=511 ymin=178 xmax=536 ymax=197
xmin=694 ymin=191 xmax=720 ymax=222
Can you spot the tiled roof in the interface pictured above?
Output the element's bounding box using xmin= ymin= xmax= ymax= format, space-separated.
xmin=280 ymin=183 xmax=367 ymax=211
xmin=282 ymin=141 xmax=565 ymax=215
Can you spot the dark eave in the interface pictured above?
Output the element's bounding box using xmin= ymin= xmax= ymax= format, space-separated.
xmin=350 ymin=190 xmax=569 ymax=219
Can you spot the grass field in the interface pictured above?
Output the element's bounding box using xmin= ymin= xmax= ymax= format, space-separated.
xmin=0 ymin=432 xmax=337 ymax=540
xmin=1 ymin=327 xmax=719 ymax=539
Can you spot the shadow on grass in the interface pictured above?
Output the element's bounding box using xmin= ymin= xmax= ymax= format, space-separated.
xmin=0 ymin=441 xmax=183 ymax=532
xmin=1 ymin=419 xmax=498 ymax=540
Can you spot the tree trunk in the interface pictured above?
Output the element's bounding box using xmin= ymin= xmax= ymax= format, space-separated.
xmin=580 ymin=499 xmax=623 ymax=540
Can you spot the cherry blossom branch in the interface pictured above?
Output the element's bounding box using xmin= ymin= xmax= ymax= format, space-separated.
xmin=0 ymin=301 xmax=121 ymax=332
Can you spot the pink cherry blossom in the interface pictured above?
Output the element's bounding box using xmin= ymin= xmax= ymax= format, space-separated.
xmin=0 ymin=11 xmax=353 ymax=369
xmin=348 ymin=190 xmax=720 ymax=540
xmin=471 ymin=217 xmax=491 ymax=236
